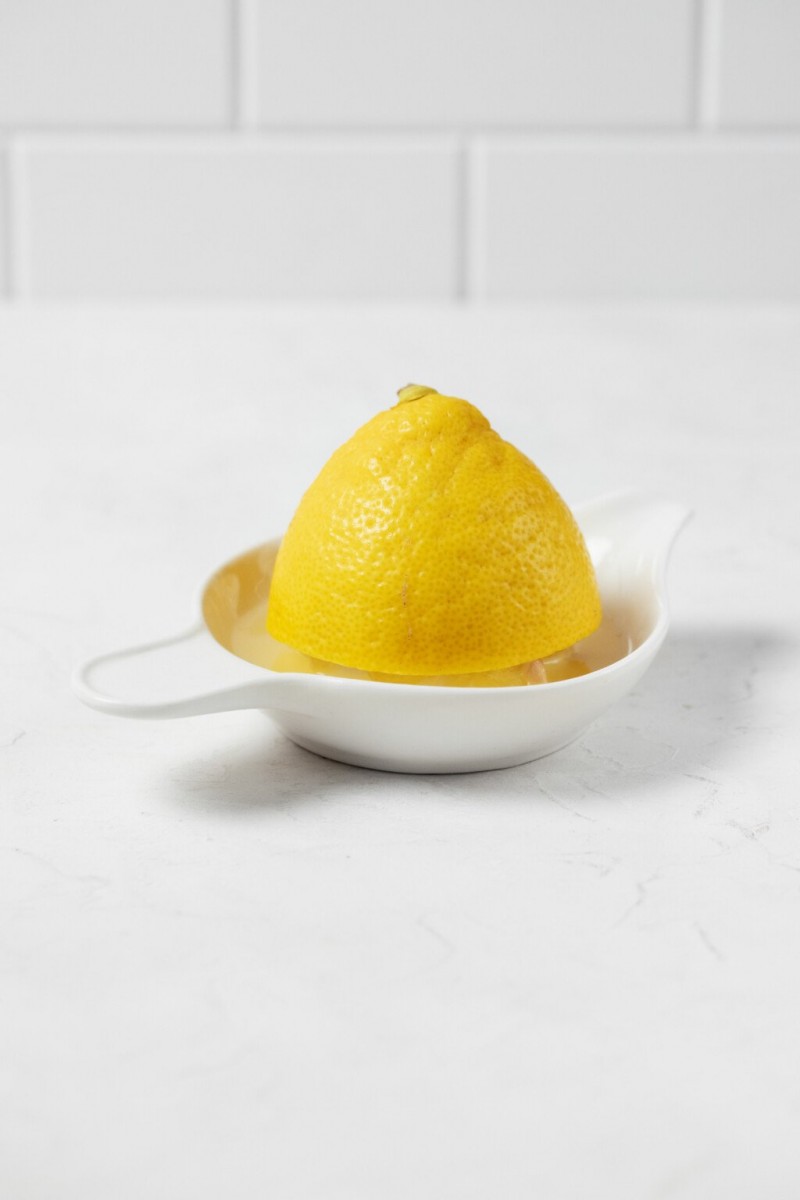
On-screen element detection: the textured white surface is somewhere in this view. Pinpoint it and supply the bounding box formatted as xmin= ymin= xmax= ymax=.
xmin=477 ymin=139 xmax=800 ymax=298
xmin=0 ymin=0 xmax=231 ymax=128
xmin=718 ymin=0 xmax=800 ymax=126
xmin=2 ymin=306 xmax=799 ymax=1198
xmin=22 ymin=139 xmax=459 ymax=299
xmin=255 ymin=0 xmax=694 ymax=127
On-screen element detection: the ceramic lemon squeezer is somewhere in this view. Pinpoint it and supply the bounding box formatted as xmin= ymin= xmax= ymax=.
xmin=74 ymin=387 xmax=689 ymax=773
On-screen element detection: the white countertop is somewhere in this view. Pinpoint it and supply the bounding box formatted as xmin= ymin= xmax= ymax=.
xmin=2 ymin=305 xmax=799 ymax=1199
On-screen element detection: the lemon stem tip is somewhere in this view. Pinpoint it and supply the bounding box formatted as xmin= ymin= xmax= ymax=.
xmin=396 ymin=383 xmax=438 ymax=405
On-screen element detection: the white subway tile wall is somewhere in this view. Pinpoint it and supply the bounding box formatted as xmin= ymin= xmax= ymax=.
xmin=0 ymin=0 xmax=232 ymax=127
xmin=718 ymin=0 xmax=800 ymax=127
xmin=0 ymin=0 xmax=798 ymax=300
xmin=478 ymin=140 xmax=800 ymax=299
xmin=25 ymin=140 xmax=459 ymax=299
xmin=255 ymin=0 xmax=695 ymax=128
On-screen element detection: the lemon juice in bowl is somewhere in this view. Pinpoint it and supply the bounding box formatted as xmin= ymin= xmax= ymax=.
xmin=226 ymin=594 xmax=632 ymax=687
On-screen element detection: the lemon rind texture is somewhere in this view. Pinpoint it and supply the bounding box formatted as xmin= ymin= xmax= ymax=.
xmin=266 ymin=394 xmax=602 ymax=676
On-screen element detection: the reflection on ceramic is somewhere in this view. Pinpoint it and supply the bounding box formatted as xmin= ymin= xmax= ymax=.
xmin=73 ymin=491 xmax=690 ymax=774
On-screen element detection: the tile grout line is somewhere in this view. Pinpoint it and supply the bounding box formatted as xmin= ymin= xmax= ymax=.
xmin=463 ymin=138 xmax=485 ymax=303
xmin=689 ymin=0 xmax=702 ymax=127
xmin=454 ymin=137 xmax=468 ymax=301
xmin=5 ymin=139 xmax=31 ymax=300
xmin=234 ymin=0 xmax=260 ymax=130
xmin=9 ymin=128 xmax=798 ymax=149
xmin=696 ymin=0 xmax=723 ymax=130
xmin=229 ymin=0 xmax=239 ymax=128
xmin=1 ymin=144 xmax=9 ymax=298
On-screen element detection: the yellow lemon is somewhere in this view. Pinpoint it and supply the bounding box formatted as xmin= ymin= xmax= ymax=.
xmin=267 ymin=385 xmax=601 ymax=677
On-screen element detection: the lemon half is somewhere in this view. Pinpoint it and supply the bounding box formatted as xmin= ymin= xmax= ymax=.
xmin=267 ymin=386 xmax=601 ymax=676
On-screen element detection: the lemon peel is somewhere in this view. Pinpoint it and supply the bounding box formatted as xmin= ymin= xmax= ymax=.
xmin=267 ymin=386 xmax=601 ymax=676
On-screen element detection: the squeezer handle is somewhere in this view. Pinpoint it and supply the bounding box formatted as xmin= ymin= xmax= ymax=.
xmin=72 ymin=623 xmax=277 ymax=719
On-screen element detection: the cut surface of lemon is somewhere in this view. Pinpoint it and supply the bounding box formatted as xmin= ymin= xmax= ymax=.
xmin=267 ymin=385 xmax=602 ymax=677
